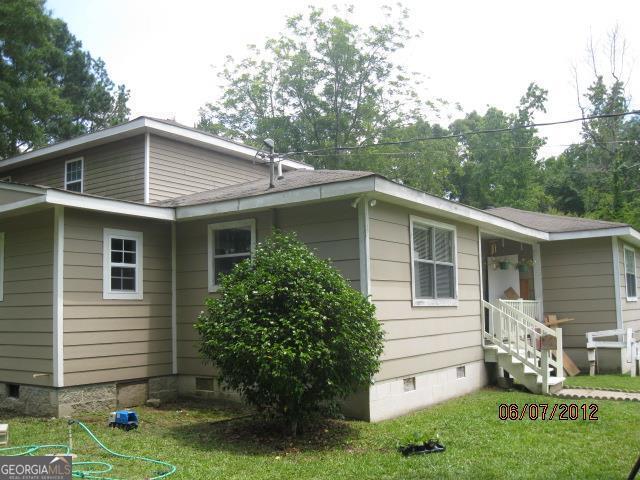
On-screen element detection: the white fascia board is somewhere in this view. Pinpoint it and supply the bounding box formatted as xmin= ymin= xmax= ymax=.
xmin=372 ymin=178 xmax=549 ymax=241
xmin=143 ymin=118 xmax=312 ymax=171
xmin=0 ymin=195 xmax=47 ymax=214
xmin=0 ymin=118 xmax=147 ymax=170
xmin=548 ymin=227 xmax=640 ymax=244
xmin=280 ymin=159 xmax=314 ymax=171
xmin=45 ymin=190 xmax=175 ymax=221
xmin=0 ymin=116 xmax=312 ymax=172
xmin=0 ymin=183 xmax=46 ymax=195
xmin=176 ymin=177 xmax=376 ymax=220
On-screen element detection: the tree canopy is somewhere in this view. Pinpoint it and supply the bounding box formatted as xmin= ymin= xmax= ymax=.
xmin=199 ymin=6 xmax=639 ymax=228
xmin=0 ymin=0 xmax=129 ymax=159
xmin=197 ymin=5 xmax=426 ymax=163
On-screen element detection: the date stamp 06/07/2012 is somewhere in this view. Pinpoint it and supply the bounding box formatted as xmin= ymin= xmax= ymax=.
xmin=498 ymin=403 xmax=599 ymax=421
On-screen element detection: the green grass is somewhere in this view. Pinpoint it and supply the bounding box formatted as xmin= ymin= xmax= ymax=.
xmin=564 ymin=373 xmax=640 ymax=391
xmin=1 ymin=388 xmax=639 ymax=479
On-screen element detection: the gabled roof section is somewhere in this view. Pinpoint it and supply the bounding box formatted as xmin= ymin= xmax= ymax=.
xmin=486 ymin=206 xmax=628 ymax=233
xmin=0 ymin=116 xmax=312 ymax=172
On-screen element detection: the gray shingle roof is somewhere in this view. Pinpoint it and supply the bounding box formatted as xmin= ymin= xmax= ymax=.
xmin=486 ymin=207 xmax=628 ymax=233
xmin=154 ymin=170 xmax=376 ymax=207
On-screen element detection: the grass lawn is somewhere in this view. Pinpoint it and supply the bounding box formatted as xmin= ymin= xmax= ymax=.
xmin=564 ymin=373 xmax=640 ymax=392
xmin=1 ymin=388 xmax=639 ymax=479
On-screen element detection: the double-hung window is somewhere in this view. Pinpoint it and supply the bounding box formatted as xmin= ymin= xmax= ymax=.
xmin=65 ymin=158 xmax=83 ymax=192
xmin=103 ymin=228 xmax=143 ymax=300
xmin=410 ymin=216 xmax=457 ymax=306
xmin=208 ymin=219 xmax=255 ymax=292
xmin=624 ymin=246 xmax=637 ymax=301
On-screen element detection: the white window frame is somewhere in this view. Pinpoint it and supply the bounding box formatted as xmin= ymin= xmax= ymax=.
xmin=0 ymin=232 xmax=4 ymax=302
xmin=64 ymin=157 xmax=84 ymax=192
xmin=103 ymin=228 xmax=143 ymax=300
xmin=624 ymin=245 xmax=637 ymax=302
xmin=208 ymin=219 xmax=256 ymax=292
xmin=409 ymin=215 xmax=458 ymax=307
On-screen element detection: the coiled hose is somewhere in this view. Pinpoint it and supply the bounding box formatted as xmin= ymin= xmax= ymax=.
xmin=0 ymin=419 xmax=176 ymax=479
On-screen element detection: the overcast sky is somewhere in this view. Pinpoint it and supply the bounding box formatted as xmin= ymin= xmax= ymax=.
xmin=46 ymin=0 xmax=639 ymax=156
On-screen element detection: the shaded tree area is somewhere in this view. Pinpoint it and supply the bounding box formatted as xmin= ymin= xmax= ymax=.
xmin=0 ymin=0 xmax=129 ymax=159
xmin=197 ymin=5 xmax=554 ymax=211
xmin=544 ymin=28 xmax=640 ymax=227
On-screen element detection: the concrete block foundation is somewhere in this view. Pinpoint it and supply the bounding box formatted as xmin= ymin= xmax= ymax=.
xmin=0 ymin=375 xmax=178 ymax=417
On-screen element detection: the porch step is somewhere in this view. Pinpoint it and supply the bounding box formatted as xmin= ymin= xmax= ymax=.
xmin=484 ymin=344 xmax=564 ymax=394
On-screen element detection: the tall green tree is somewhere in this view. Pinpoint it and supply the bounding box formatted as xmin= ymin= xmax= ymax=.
xmin=543 ymin=28 xmax=640 ymax=227
xmin=449 ymin=83 xmax=549 ymax=210
xmin=0 ymin=0 xmax=129 ymax=159
xmin=197 ymin=5 xmax=427 ymax=166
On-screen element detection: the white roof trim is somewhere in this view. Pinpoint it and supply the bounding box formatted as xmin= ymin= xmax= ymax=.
xmin=0 ymin=195 xmax=47 ymax=214
xmin=44 ymin=190 xmax=175 ymax=220
xmin=548 ymin=226 xmax=640 ymax=245
xmin=0 ymin=118 xmax=147 ymax=169
xmin=0 ymin=117 xmax=312 ymax=172
xmin=372 ymin=178 xmax=549 ymax=241
xmin=175 ymin=175 xmax=549 ymax=241
xmin=176 ymin=177 xmax=375 ymax=220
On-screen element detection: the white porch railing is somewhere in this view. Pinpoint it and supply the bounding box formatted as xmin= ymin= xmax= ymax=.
xmin=483 ymin=300 xmax=563 ymax=393
xmin=500 ymin=299 xmax=542 ymax=322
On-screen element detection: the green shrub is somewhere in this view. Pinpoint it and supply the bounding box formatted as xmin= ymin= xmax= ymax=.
xmin=196 ymin=231 xmax=383 ymax=434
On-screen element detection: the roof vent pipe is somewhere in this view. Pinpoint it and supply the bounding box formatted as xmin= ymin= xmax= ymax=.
xmin=277 ymin=161 xmax=284 ymax=179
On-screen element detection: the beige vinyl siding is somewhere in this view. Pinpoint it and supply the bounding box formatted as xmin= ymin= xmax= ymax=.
xmin=148 ymin=135 xmax=270 ymax=202
xmin=63 ymin=208 xmax=172 ymax=386
xmin=5 ymin=136 xmax=145 ymax=202
xmin=0 ymin=210 xmax=54 ymax=385
xmin=368 ymin=201 xmax=482 ymax=382
xmin=618 ymin=239 xmax=640 ymax=339
xmin=541 ymin=238 xmax=617 ymax=350
xmin=176 ymin=199 xmax=360 ymax=376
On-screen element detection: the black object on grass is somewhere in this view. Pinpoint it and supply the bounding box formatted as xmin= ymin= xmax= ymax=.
xmin=398 ymin=440 xmax=446 ymax=456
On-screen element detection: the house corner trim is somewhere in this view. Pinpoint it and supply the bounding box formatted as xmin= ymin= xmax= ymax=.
xmin=171 ymin=223 xmax=177 ymax=374
xmin=53 ymin=206 xmax=64 ymax=387
xmin=357 ymin=197 xmax=370 ymax=298
xmin=144 ymin=132 xmax=150 ymax=204
xmin=611 ymin=236 xmax=623 ymax=329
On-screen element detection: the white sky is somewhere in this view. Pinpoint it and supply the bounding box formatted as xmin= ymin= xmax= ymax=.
xmin=46 ymin=0 xmax=640 ymax=156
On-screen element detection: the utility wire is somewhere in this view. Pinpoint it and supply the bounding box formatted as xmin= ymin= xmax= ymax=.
xmin=300 ymin=140 xmax=640 ymax=158
xmin=280 ymin=109 xmax=640 ymax=158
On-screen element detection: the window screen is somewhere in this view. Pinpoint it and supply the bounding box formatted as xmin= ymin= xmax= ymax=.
xmin=211 ymin=226 xmax=252 ymax=285
xmin=625 ymin=247 xmax=637 ymax=299
xmin=65 ymin=159 xmax=83 ymax=192
xmin=412 ymin=222 xmax=456 ymax=300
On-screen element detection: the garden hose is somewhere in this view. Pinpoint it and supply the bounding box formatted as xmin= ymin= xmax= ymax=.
xmin=0 ymin=419 xmax=176 ymax=480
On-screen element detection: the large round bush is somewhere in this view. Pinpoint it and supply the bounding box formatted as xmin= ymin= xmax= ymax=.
xmin=196 ymin=231 xmax=383 ymax=434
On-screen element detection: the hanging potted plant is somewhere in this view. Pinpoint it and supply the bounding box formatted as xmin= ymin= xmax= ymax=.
xmin=499 ymin=260 xmax=511 ymax=270
xmin=517 ymin=258 xmax=534 ymax=273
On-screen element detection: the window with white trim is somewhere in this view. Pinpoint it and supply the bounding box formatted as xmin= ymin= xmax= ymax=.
xmin=410 ymin=216 xmax=457 ymax=306
xmin=624 ymin=246 xmax=637 ymax=301
xmin=208 ymin=219 xmax=255 ymax=291
xmin=64 ymin=158 xmax=83 ymax=192
xmin=0 ymin=232 xmax=4 ymax=302
xmin=103 ymin=229 xmax=143 ymax=300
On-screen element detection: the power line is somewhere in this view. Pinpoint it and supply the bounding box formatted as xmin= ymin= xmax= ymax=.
xmin=280 ymin=109 xmax=640 ymax=158
xmin=299 ymin=140 xmax=640 ymax=158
